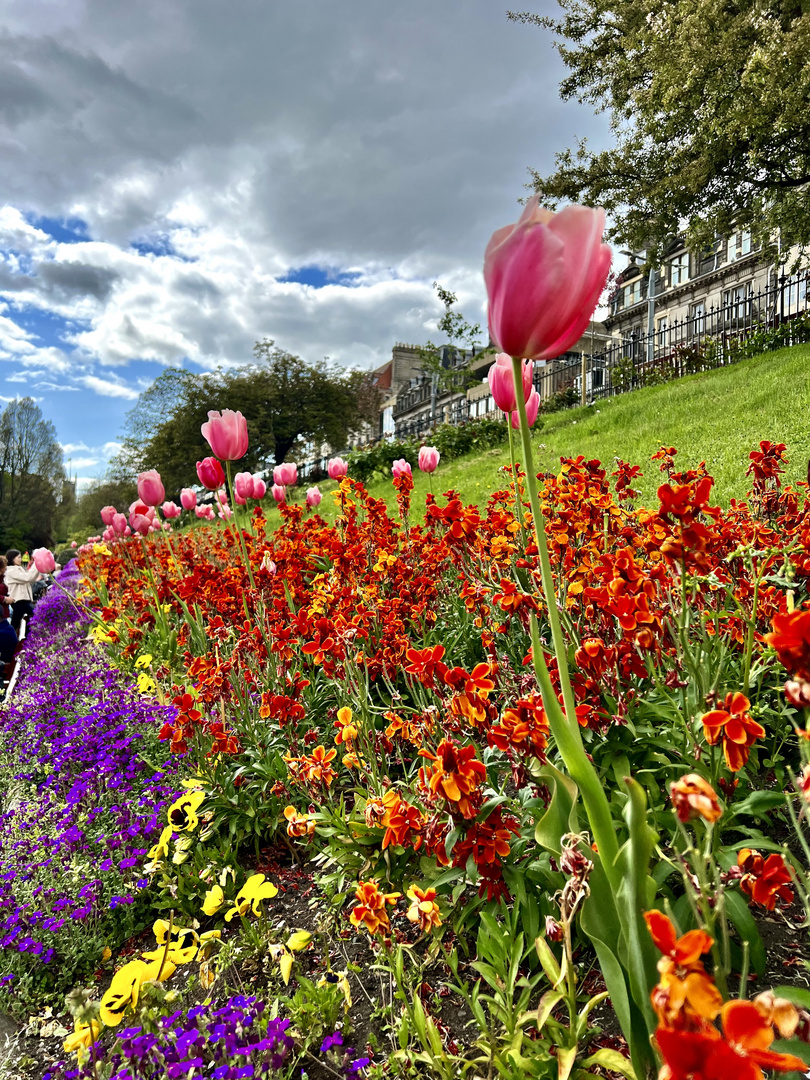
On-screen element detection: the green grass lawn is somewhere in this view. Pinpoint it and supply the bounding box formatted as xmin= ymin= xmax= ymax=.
xmin=283 ymin=341 xmax=810 ymax=525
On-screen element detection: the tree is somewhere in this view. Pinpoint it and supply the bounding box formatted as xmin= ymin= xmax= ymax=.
xmin=510 ymin=1 xmax=810 ymax=258
xmin=115 ymin=343 xmax=383 ymax=494
xmin=418 ymin=282 xmax=485 ymax=396
xmin=0 ymin=398 xmax=66 ymax=550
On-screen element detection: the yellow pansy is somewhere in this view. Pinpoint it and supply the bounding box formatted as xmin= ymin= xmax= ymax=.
xmin=167 ymin=789 xmax=205 ymax=831
xmin=286 ymin=930 xmax=312 ymax=952
xmin=146 ymin=825 xmax=174 ymax=863
xmin=99 ymin=960 xmax=150 ymax=1027
xmin=134 ymin=654 xmax=153 ymax=669
xmin=149 ymin=921 xmax=199 ymax=963
xmin=224 ymin=873 xmax=279 ymax=922
xmin=63 ymin=1018 xmax=101 ymax=1059
xmin=202 ymin=884 xmax=225 ymax=916
xmin=136 ymin=672 xmax=156 ymax=694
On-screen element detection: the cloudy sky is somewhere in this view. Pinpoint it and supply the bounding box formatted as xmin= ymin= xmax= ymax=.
xmin=0 ymin=0 xmax=609 ymax=485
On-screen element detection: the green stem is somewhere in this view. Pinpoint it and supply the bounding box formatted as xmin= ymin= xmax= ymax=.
xmin=506 ymin=417 xmax=528 ymax=553
xmin=226 ymin=461 xmax=257 ymax=589
xmin=512 ymin=355 xmax=620 ymax=885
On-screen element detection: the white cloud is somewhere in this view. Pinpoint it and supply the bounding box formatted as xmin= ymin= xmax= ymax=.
xmin=80 ymin=375 xmax=140 ymax=399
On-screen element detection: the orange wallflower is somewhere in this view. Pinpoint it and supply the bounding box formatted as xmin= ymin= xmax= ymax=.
xmin=488 ymin=697 xmax=549 ymax=760
xmin=284 ymin=745 xmax=337 ymax=790
xmin=333 ymin=706 xmax=358 ymax=745
xmin=655 ymin=1000 xmax=806 ymax=1080
xmin=670 ymin=775 xmax=722 ymax=824
xmin=701 ymin=693 xmax=765 ymax=772
xmin=644 ymin=910 xmax=722 ymax=1028
xmin=737 ymin=849 xmax=794 ymax=911
xmin=380 ymin=789 xmax=424 ymax=851
xmin=349 ymin=880 xmax=400 ymax=936
xmin=419 ymin=738 xmax=487 ymax=819
xmin=765 ymin=610 xmax=810 ymax=681
xmin=283 ymin=805 xmax=315 ymax=839
xmin=405 ymin=886 xmax=442 ymax=932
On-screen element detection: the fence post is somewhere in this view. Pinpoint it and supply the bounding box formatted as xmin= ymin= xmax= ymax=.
xmin=581 ymin=351 xmax=587 ymax=406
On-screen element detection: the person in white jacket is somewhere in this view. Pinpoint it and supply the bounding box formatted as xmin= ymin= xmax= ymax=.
xmin=4 ymin=550 xmax=40 ymax=633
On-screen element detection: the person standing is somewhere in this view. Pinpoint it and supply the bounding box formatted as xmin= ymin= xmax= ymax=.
xmin=4 ymin=550 xmax=40 ymax=634
xmin=0 ymin=556 xmax=10 ymax=622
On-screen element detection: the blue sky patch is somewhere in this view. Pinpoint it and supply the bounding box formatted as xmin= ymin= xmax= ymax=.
xmin=26 ymin=214 xmax=90 ymax=245
xmin=278 ymin=264 xmax=362 ymax=288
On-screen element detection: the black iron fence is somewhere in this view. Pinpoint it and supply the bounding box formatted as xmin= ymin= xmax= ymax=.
xmin=298 ymin=270 xmax=810 ymax=473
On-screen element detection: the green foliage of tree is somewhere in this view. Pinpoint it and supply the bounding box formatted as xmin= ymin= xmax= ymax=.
xmin=510 ymin=0 xmax=810 ymax=257
xmin=67 ymin=477 xmax=137 ymax=538
xmin=418 ymin=282 xmax=486 ymax=395
xmin=0 ymin=398 xmax=66 ymax=550
xmin=114 ymin=343 xmax=383 ymax=495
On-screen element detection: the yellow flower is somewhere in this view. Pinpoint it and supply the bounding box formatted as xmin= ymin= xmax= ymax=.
xmin=317 ymin=970 xmax=353 ymax=1009
xmin=92 ymin=543 xmax=111 ymax=555
xmin=63 ymin=1018 xmax=101 ymax=1058
xmin=167 ymin=789 xmax=205 ymax=832
xmin=101 ymin=946 xmax=112 ymax=962
xmin=99 ymin=960 xmax=151 ymax=1027
xmin=202 ymin=884 xmax=225 ymax=916
xmin=224 ymin=873 xmax=279 ymax=922
xmin=198 ymin=929 xmax=221 ymax=960
xmin=171 ymin=835 xmax=193 ymax=864
xmin=134 ymin=654 xmax=153 ymax=669
xmin=149 ymin=921 xmax=199 ymax=963
xmin=286 ymin=930 xmax=312 ymax=952
xmin=199 ymin=960 xmax=216 ymax=990
xmin=136 ymin=672 xmax=156 ymax=694
xmin=146 ymin=825 xmax=174 ymax=863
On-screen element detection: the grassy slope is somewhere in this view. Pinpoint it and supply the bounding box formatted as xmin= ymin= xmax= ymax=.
xmin=295 ymin=342 xmax=810 ymax=525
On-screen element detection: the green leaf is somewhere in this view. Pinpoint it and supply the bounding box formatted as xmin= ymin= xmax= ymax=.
xmin=581 ymin=1048 xmax=639 ymax=1080
xmin=535 ymin=936 xmax=563 ymax=986
xmin=533 ymin=764 xmax=578 ymax=854
xmin=558 ymin=1043 xmax=578 ymax=1080
xmin=536 ymin=988 xmax=565 ymax=1030
xmin=729 ymin=791 xmax=786 ymax=819
xmin=723 ymin=890 xmax=766 ymax=976
xmin=771 ymin=986 xmax=810 ymax=1009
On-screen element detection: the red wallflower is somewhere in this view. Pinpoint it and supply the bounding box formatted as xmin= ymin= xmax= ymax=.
xmin=701 ymin=693 xmax=765 ymax=772
xmin=765 ymin=610 xmax=810 ymax=681
xmin=419 ymin=739 xmax=487 ymax=819
xmin=737 ymin=849 xmax=794 ymax=911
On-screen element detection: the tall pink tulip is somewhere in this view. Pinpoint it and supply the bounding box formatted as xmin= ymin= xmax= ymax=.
xmin=271 ymin=483 xmax=286 ymax=503
xmin=392 ymin=459 xmax=412 ymax=479
xmin=130 ymin=513 xmax=152 ymax=536
xmin=112 ymin=513 xmax=128 ymax=535
xmin=129 ymin=500 xmax=155 ymax=523
xmin=484 ymin=197 xmax=611 ymax=360
xmin=511 ymin=388 xmax=541 ymax=429
xmin=327 ymin=457 xmax=348 ymax=480
xmin=100 ymin=505 xmax=117 ymax=526
xmin=161 ymin=501 xmax=182 ymax=518
xmin=252 ymin=476 xmax=267 ymax=499
xmin=32 ymin=548 xmax=56 ymax=574
xmin=201 ymin=409 xmax=249 ymax=461
xmin=234 ymin=472 xmax=255 ymax=503
xmin=71 ymin=540 xmax=78 ymax=549
xmin=487 ymin=352 xmax=534 ymax=413
xmin=196 ymin=457 xmax=226 ymax=490
xmin=180 ymin=488 xmax=197 ymax=510
xmin=306 ymin=486 xmax=322 ymax=508
xmin=273 ymin=462 xmax=298 ymax=487
xmin=417 ymin=446 xmax=440 ymax=473
xmin=137 ymin=470 xmax=165 ymax=507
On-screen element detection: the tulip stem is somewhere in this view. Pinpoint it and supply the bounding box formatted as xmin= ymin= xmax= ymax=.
xmin=506 ymin=416 xmax=529 ymax=554
xmin=226 ymin=461 xmax=256 ymax=589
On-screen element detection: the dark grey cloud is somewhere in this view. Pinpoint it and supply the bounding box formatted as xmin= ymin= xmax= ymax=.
xmin=37 ymin=260 xmax=118 ymax=300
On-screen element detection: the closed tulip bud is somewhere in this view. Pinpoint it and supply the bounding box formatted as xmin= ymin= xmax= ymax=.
xmin=234 ymin=472 xmax=255 ymax=502
xmin=195 ymin=505 xmax=209 ymax=519
xmin=201 ymin=408 xmax=249 ymax=462
xmin=484 ymin=197 xmax=611 ymax=360
xmin=102 ymin=527 xmax=115 ymax=541
xmin=252 ymin=476 xmax=267 ymax=499
xmin=306 ymin=486 xmax=322 ymax=508
xmin=180 ymin=488 xmax=197 ymax=510
xmin=273 ymin=462 xmax=298 ymax=487
xmin=137 ymin=470 xmax=166 ymax=507
xmin=511 ymin=388 xmax=541 ymax=429
xmin=32 ymin=548 xmax=56 ymax=574
xmin=418 ymin=446 xmax=440 ymax=473
xmin=218 ymin=503 xmax=233 ymax=520
xmin=71 ymin=540 xmax=77 ymax=549
xmin=271 ymin=483 xmax=286 ymax=504
xmin=392 ymin=459 xmax=412 ymax=479
xmin=161 ymin=501 xmax=182 ymax=518
xmin=100 ymin=505 xmax=117 ymax=526
xmin=196 ymin=457 xmax=226 ymax=490
xmin=487 ymin=352 xmax=534 ymax=413
xmin=112 ymin=513 xmax=128 ymax=535
xmin=327 ymin=457 xmax=348 ymax=480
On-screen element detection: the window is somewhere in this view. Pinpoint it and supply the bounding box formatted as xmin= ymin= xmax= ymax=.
xmin=623 ymin=278 xmax=642 ymax=307
xmin=785 ymin=272 xmax=809 ymax=313
xmin=657 ymin=315 xmax=669 ymax=345
xmin=669 ymin=252 xmax=689 ymax=287
xmin=730 ymin=229 xmax=752 ymax=260
xmin=724 ymin=283 xmax=753 ymax=322
xmin=690 ymin=301 xmax=705 ymax=336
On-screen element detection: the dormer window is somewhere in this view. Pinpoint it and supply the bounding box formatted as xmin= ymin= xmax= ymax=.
xmin=623 ymin=278 xmax=642 ymax=307
xmin=730 ymin=229 xmax=752 ymax=260
xmin=669 ymin=252 xmax=689 ymax=287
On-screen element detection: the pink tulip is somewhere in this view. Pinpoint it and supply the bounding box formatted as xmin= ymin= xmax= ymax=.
xmin=32 ymin=548 xmax=56 ymax=573
xmin=195 ymin=505 xmax=209 ymax=519
xmin=327 ymin=457 xmax=348 ymax=480
xmin=218 ymin=504 xmax=233 ymax=520
xmin=196 ymin=457 xmax=226 ymax=490
xmin=234 ymin=472 xmax=255 ymax=503
xmin=484 ymin=197 xmax=611 ymax=360
xmin=511 ymin=388 xmax=541 ymax=429
xmin=180 ymin=488 xmax=197 ymax=510
xmin=273 ymin=462 xmax=298 ymax=487
xmin=487 ymin=352 xmax=534 ymax=413
xmin=100 ymin=505 xmax=117 ymax=526
xmin=418 ymin=446 xmax=440 ymax=474
xmin=271 ymin=483 xmax=286 ymax=503
xmin=102 ymin=527 xmax=114 ymax=541
xmin=71 ymin=540 xmax=77 ymax=549
xmin=261 ymin=553 xmax=277 ymax=575
xmin=137 ymin=469 xmax=166 ymax=507
xmin=112 ymin=513 xmax=128 ymax=535
xmin=161 ymin=501 xmax=182 ymax=518
xmin=252 ymin=476 xmax=267 ymax=499
xmin=392 ymin=459 xmax=412 ymax=479
xmin=129 ymin=500 xmax=155 ymax=523
xmin=201 ymin=409 xmax=249 ymax=461
xmin=130 ymin=514 xmax=152 ymax=536
xmin=306 ymin=486 xmax=322 ymax=508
